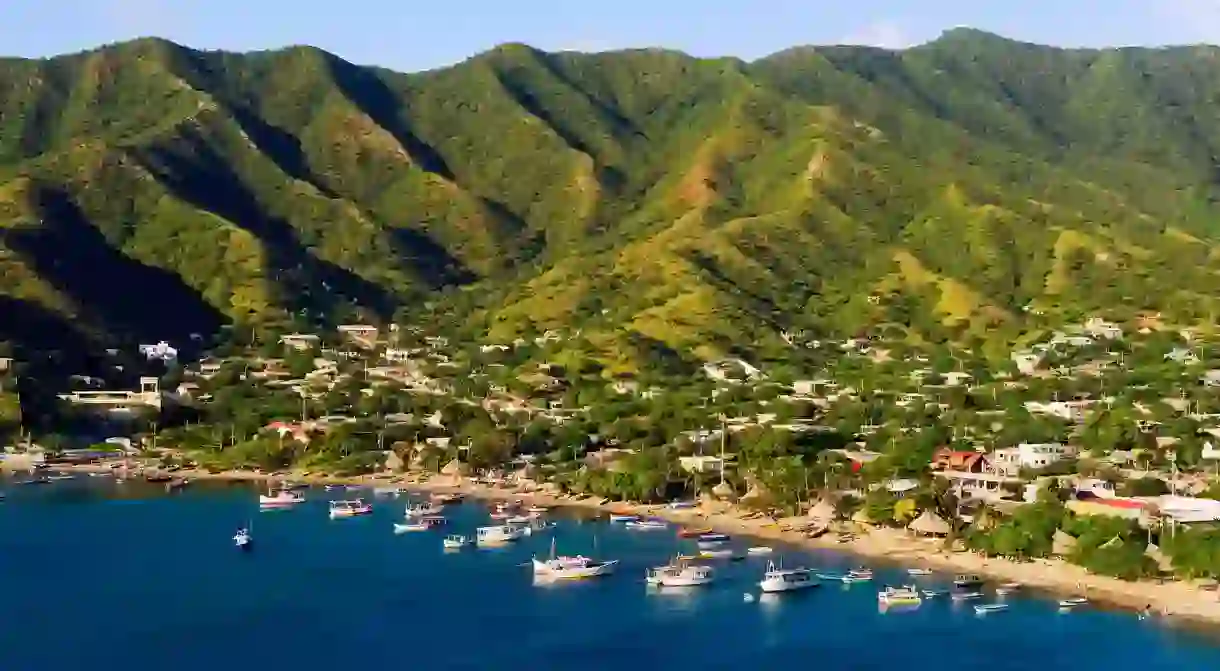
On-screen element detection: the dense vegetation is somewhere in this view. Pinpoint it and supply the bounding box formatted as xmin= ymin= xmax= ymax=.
xmin=9 ymin=30 xmax=1220 ymax=376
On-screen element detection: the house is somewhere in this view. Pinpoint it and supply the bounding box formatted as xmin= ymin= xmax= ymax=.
xmin=264 ymin=421 xmax=313 ymax=444
xmin=942 ymin=372 xmax=973 ymax=387
xmin=1011 ymin=351 xmax=1043 ymax=375
xmin=383 ymin=348 xmax=412 ymax=363
xmin=991 ymin=443 xmax=1069 ymax=476
xmin=678 ymin=455 xmax=725 ymax=474
xmin=931 ymin=448 xmax=990 ymax=473
xmin=337 ymin=324 xmax=379 ymax=348
xmin=0 ymin=357 xmax=11 ymax=373
xmin=1083 ymin=317 xmax=1122 ymax=340
xmin=1202 ymin=370 xmax=1220 ymax=387
xmin=280 ymin=333 xmax=320 ymax=351
xmin=1166 ymin=348 xmax=1198 ymax=365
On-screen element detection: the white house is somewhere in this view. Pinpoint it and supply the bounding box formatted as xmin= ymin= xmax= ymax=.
xmin=1166 ymin=348 xmax=1199 ymax=365
xmin=1083 ymin=317 xmax=1122 ymax=340
xmin=991 ymin=443 xmax=1069 ymax=476
xmin=1011 ymin=351 xmax=1044 ymax=375
xmin=280 ymin=333 xmax=320 ymax=351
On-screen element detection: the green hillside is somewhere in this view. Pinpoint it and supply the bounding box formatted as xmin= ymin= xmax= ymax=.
xmin=5 ymin=30 xmax=1220 ymax=374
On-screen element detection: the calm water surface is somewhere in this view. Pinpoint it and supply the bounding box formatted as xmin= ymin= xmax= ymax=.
xmin=2 ymin=478 xmax=1219 ymax=671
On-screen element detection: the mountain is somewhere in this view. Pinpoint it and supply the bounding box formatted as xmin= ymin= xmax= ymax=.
xmin=5 ymin=30 xmax=1220 ymax=375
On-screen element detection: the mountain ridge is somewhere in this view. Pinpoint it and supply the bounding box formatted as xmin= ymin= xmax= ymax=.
xmin=4 ymin=30 xmax=1220 ymax=378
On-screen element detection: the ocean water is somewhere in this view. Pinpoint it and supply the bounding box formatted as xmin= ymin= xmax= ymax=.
xmin=2 ymin=478 xmax=1220 ymax=671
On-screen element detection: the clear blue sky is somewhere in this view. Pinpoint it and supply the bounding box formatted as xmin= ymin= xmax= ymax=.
xmin=2 ymin=0 xmax=1216 ymax=72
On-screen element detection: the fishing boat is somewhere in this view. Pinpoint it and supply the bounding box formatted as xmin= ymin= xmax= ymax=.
xmin=906 ymin=568 xmax=933 ymax=577
xmin=878 ymin=585 xmax=923 ymax=606
xmin=677 ymin=526 xmax=712 ymax=538
xmin=747 ymin=546 xmax=774 ymax=555
xmin=329 ymin=499 xmax=373 ymax=519
xmin=442 ymin=534 xmax=472 ymax=549
xmin=625 ymin=518 xmax=668 ymax=530
xmin=532 ymin=539 xmax=617 ymax=579
xmin=233 ymin=527 xmax=252 ymax=551
xmin=975 ymin=603 xmax=1009 ymax=614
xmin=951 ymin=591 xmax=984 ymax=601
xmin=953 ymin=574 xmax=984 ymax=589
xmin=995 ymin=582 xmax=1021 ymax=596
xmin=608 ymin=513 xmax=638 ymax=523
xmin=646 ymin=557 xmax=715 ymax=587
xmin=758 ymin=560 xmax=819 ymax=593
xmin=405 ymin=501 xmax=443 ymax=517
xmin=394 ymin=520 xmax=429 ymax=533
xmin=1058 ymin=597 xmax=1088 ymax=609
xmin=259 ymin=489 xmax=305 ymax=508
xmin=843 ymin=568 xmax=874 ymax=583
xmin=476 ymin=524 xmax=526 ymax=545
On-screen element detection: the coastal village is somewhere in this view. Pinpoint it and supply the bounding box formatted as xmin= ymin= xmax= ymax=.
xmin=7 ymin=313 xmax=1220 ymax=621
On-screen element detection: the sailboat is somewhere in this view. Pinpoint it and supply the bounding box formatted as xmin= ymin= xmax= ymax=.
xmin=532 ymin=537 xmax=617 ymax=579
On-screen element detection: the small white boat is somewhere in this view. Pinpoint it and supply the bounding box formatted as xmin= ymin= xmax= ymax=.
xmin=816 ymin=572 xmax=845 ymax=581
xmin=759 ymin=560 xmax=819 ymax=593
xmin=476 ymin=524 xmax=526 ymax=545
xmin=233 ymin=528 xmax=252 ymax=550
xmin=259 ymin=489 xmax=305 ymax=507
xmin=374 ymin=486 xmax=404 ymax=497
xmin=921 ymin=589 xmax=946 ymax=598
xmin=975 ymin=603 xmax=1009 ymax=614
xmin=698 ymin=533 xmax=730 ymax=543
xmin=954 ymin=574 xmax=984 ymax=589
xmin=394 ymin=521 xmax=429 ymax=533
xmin=527 ymin=505 xmax=550 ymax=514
xmin=698 ymin=547 xmax=742 ymax=560
xmin=906 ymin=568 xmax=933 ymax=576
xmin=625 ymin=519 xmax=668 ymax=530
xmin=995 ymin=582 xmax=1021 ymax=596
xmin=1059 ymin=597 xmax=1088 ymax=608
xmin=747 ymin=546 xmax=774 ymax=556
xmin=878 ymin=585 xmax=923 ymax=606
xmin=329 ymin=499 xmax=373 ymax=519
xmin=442 ymin=534 xmax=472 ymax=549
xmin=405 ymin=501 xmax=443 ymax=517
xmin=952 ymin=591 xmax=984 ymax=601
xmin=608 ymin=513 xmax=638 ymax=523
xmin=847 ymin=568 xmax=874 ymax=580
xmin=646 ymin=558 xmax=715 ymax=587
xmin=506 ymin=515 xmax=532 ymax=524
xmin=532 ymin=539 xmax=617 ymax=579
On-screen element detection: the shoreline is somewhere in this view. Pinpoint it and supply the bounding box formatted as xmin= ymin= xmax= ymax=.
xmin=35 ymin=462 xmax=1220 ymax=631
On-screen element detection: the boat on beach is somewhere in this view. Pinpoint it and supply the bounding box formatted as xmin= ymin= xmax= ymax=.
xmin=532 ymin=539 xmax=617 ymax=580
xmin=759 ymin=560 xmax=819 ymax=593
xmin=329 ymin=499 xmax=373 ymax=519
xmin=677 ymin=527 xmax=712 ymax=538
xmin=608 ymin=513 xmax=638 ymax=523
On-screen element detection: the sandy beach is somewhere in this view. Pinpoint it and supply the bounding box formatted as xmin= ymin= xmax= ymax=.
xmin=34 ymin=461 xmax=1220 ymax=629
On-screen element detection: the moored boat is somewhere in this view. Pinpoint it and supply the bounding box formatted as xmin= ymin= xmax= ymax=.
xmin=394 ymin=520 xmax=429 ymax=533
xmin=995 ymin=582 xmax=1021 ymax=596
xmin=975 ymin=603 xmax=1009 ymax=614
xmin=677 ymin=526 xmax=712 ymax=538
xmin=1058 ymin=597 xmax=1088 ymax=609
xmin=758 ymin=559 xmax=819 ymax=593
xmin=843 ymin=568 xmax=874 ymax=583
xmin=878 ymin=585 xmax=922 ymax=606
xmin=646 ymin=557 xmax=715 ymax=587
xmin=953 ymin=573 xmax=984 ymax=589
xmin=532 ymin=539 xmax=617 ymax=579
xmin=233 ymin=527 xmax=252 ymax=551
xmin=625 ymin=518 xmax=668 ymax=530
xmin=259 ymin=489 xmax=305 ymax=508
xmin=608 ymin=513 xmax=638 ymax=523
xmin=329 ymin=499 xmax=373 ymax=519
xmin=442 ymin=534 xmax=472 ymax=549
xmin=476 ymin=524 xmax=526 ymax=545
xmin=906 ymin=568 xmax=933 ymax=576
xmin=405 ymin=501 xmax=443 ymax=517
xmin=951 ymin=590 xmax=984 ymax=601
xmin=747 ymin=546 xmax=774 ymax=555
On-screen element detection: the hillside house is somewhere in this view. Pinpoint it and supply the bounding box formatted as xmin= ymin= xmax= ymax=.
xmin=932 ymin=448 xmax=990 ymax=473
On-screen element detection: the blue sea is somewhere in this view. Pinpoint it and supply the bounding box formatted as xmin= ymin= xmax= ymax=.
xmin=2 ymin=478 xmax=1219 ymax=671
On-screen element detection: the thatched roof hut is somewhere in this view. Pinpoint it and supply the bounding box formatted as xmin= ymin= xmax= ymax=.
xmin=806 ymin=499 xmax=836 ymax=521
xmin=907 ymin=510 xmax=952 ymax=536
xmin=1052 ymin=529 xmax=1077 ymax=557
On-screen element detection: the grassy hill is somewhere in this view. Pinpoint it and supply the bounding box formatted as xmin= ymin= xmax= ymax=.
xmin=5 ymin=30 xmax=1220 ymax=374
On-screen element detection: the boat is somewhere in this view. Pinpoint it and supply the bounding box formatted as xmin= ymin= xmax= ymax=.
xmin=747 ymin=546 xmax=774 ymax=555
xmin=816 ymin=572 xmax=845 ymax=581
xmin=431 ymin=493 xmax=463 ymax=505
xmin=698 ymin=533 xmax=730 ymax=543
xmin=906 ymin=568 xmax=933 ymax=577
xmin=532 ymin=539 xmax=618 ymax=579
xmin=995 ymin=582 xmax=1021 ymax=596
xmin=698 ymin=547 xmax=742 ymax=560
xmin=394 ymin=521 xmax=429 ymax=533
xmin=526 ymin=505 xmax=550 ymax=514
xmin=233 ymin=527 xmax=252 ymax=551
xmin=1058 ymin=597 xmax=1088 ymax=608
xmin=476 ymin=524 xmax=526 ymax=545
xmin=758 ymin=560 xmax=819 ymax=593
xmin=975 ymin=603 xmax=1009 ymax=614
xmin=259 ymin=489 xmax=305 ymax=507
xmin=921 ymin=589 xmax=945 ymax=598
xmin=625 ymin=518 xmax=668 ymax=530
xmin=420 ymin=515 xmax=446 ymax=528
xmin=842 ymin=568 xmax=874 ymax=583
xmin=374 ymin=486 xmax=404 ymax=497
xmin=405 ymin=501 xmax=443 ymax=517
xmin=953 ymin=574 xmax=984 ymax=589
xmin=646 ymin=557 xmax=715 ymax=587
xmin=608 ymin=513 xmax=638 ymax=523
xmin=442 ymin=534 xmax=472 ymax=549
xmin=677 ymin=526 xmax=712 ymax=538
xmin=878 ymin=585 xmax=923 ymax=606
xmin=951 ymin=591 xmax=984 ymax=601
xmin=329 ymin=499 xmax=373 ymax=519
xmin=506 ymin=515 xmax=532 ymax=524
xmin=46 ymin=474 xmax=75 ymax=482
